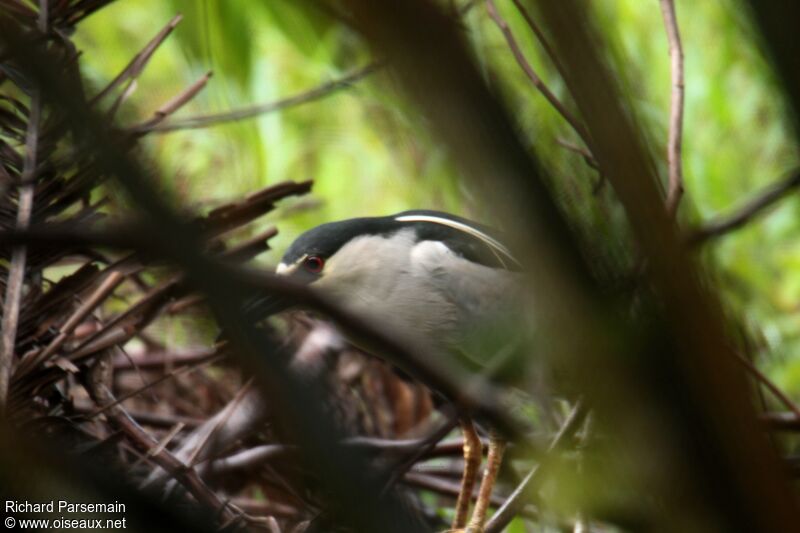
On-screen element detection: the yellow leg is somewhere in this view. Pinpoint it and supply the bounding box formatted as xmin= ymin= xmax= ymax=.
xmin=465 ymin=430 xmax=506 ymax=533
xmin=451 ymin=419 xmax=483 ymax=530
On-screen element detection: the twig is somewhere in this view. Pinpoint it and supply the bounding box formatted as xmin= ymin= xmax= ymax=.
xmin=131 ymin=71 xmax=213 ymax=134
xmin=207 ymin=443 xmax=292 ymax=474
xmin=688 ymin=170 xmax=800 ymax=245
xmin=144 ymin=422 xmax=186 ymax=459
xmin=555 ymin=137 xmax=599 ymax=170
xmin=733 ymin=353 xmax=800 ymax=419
xmin=0 ymin=7 xmax=45 ymax=407
xmin=485 ymin=400 xmax=586 ymax=533
xmin=91 ymin=14 xmax=183 ymax=106
xmin=144 ymin=63 xmax=379 ymax=133
xmin=659 ymin=0 xmax=685 ymax=217
xmin=381 ymin=406 xmax=459 ymax=493
xmin=71 ymin=401 xmax=204 ymax=428
xmin=486 ymin=0 xmax=593 ymax=154
xmin=509 ymin=0 xmax=568 ymax=87
xmin=68 ymin=275 xmax=183 ymax=357
xmin=186 ymin=380 xmax=254 ymax=468
xmin=113 ymin=346 xmax=221 ymax=370
xmin=15 ymin=271 xmax=125 ymax=377
xmin=229 ymin=497 xmax=298 ymax=519
xmin=80 ymin=353 xmax=224 ymax=421
xmin=85 ymin=351 xmax=236 ymax=523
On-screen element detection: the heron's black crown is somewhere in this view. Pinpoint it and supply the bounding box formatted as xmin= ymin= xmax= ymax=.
xmin=281 ymin=210 xmax=517 ymax=270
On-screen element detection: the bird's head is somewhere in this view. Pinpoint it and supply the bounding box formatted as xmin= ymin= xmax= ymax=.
xmin=244 ymin=210 xmax=518 ymax=324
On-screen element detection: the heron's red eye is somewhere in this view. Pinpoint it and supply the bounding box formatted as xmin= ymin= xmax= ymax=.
xmin=303 ymin=255 xmax=325 ymax=274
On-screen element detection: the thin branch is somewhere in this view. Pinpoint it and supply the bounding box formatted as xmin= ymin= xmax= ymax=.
xmin=85 ymin=352 xmax=236 ymax=523
xmin=555 ymin=137 xmax=599 ymax=170
xmin=185 ymin=380 xmax=254 ymax=468
xmin=509 ymin=0 xmax=567 ymax=87
xmin=688 ymin=170 xmax=800 ymax=245
xmin=15 ymin=270 xmax=125 ymax=376
xmin=72 ymin=401 xmax=204 ymax=428
xmin=486 ymin=0 xmax=593 ymax=154
xmin=91 ymin=14 xmax=183 ymax=105
xmin=659 ymin=0 xmax=685 ymax=217
xmin=143 ymin=63 xmax=379 ymax=133
xmin=131 ymin=71 xmax=213 ymax=134
xmin=80 ymin=353 xmax=224 ymax=421
xmin=113 ymin=346 xmax=220 ymax=370
xmin=0 ymin=9 xmax=45 ymax=408
xmin=733 ymin=353 xmax=800 ymax=420
xmin=485 ymin=400 xmax=586 ymax=533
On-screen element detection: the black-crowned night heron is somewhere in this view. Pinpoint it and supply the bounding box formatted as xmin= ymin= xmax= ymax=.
xmin=268 ymin=210 xmax=524 ymax=532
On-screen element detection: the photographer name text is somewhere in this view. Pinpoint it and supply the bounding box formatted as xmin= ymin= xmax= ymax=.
xmin=6 ymin=500 xmax=125 ymax=514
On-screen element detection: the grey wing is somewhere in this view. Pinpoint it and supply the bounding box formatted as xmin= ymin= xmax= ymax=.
xmin=412 ymin=241 xmax=527 ymax=368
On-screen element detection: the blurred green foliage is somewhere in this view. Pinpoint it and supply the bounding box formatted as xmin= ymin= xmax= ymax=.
xmin=73 ymin=1 xmax=800 ymax=399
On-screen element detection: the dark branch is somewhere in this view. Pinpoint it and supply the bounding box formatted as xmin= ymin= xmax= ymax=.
xmin=688 ymin=169 xmax=800 ymax=245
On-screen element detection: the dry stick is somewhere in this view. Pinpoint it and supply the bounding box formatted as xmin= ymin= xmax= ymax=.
xmin=0 ymin=7 xmax=45 ymax=407
xmin=91 ymin=13 xmax=183 ymax=105
xmin=659 ymin=0 xmax=685 ymax=217
xmin=86 ymin=353 xmax=237 ymax=524
xmin=144 ymin=63 xmax=379 ymax=133
xmin=15 ymin=271 xmax=125 ymax=376
xmin=132 ymin=71 xmax=213 ymax=133
xmin=72 ymin=402 xmax=204 ymax=428
xmin=185 ymin=379 xmax=254 ymax=468
xmin=130 ymin=421 xmax=186 ymax=469
xmin=486 ymin=0 xmax=592 ymax=154
xmin=381 ymin=407 xmax=459 ymax=494
xmin=689 ymin=170 xmax=800 ymax=245
xmin=485 ymin=401 xmax=586 ymax=533
xmin=80 ymin=353 xmax=225 ymax=421
xmin=69 ymin=275 xmax=182 ymax=356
